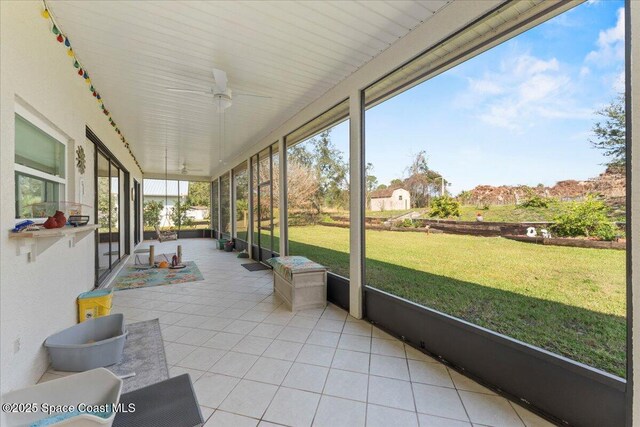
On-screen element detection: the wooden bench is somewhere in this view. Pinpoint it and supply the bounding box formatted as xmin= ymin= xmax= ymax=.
xmin=267 ymin=256 xmax=327 ymax=311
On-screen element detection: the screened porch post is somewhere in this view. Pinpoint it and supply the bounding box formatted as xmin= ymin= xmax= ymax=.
xmin=629 ymin=0 xmax=639 ymax=423
xmin=247 ymin=156 xmax=253 ymax=250
xmin=278 ymin=137 xmax=287 ymax=256
xmin=349 ymin=90 xmax=364 ymax=319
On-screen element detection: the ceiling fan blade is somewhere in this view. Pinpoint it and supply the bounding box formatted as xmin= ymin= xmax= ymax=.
xmin=234 ymin=92 xmax=273 ymax=99
xmin=166 ymin=88 xmax=212 ymax=95
xmin=212 ymin=68 xmax=228 ymax=93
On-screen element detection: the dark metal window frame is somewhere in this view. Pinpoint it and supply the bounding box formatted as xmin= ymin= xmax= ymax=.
xmin=281 ymin=98 xmax=349 ymax=259
xmin=133 ymin=179 xmax=141 ymax=246
xmin=88 ymin=127 xmax=130 ymax=287
xmin=356 ymin=1 xmax=633 ymax=425
xmin=251 ymin=144 xmax=277 ymax=263
xmin=208 ymin=2 xmax=634 ymax=423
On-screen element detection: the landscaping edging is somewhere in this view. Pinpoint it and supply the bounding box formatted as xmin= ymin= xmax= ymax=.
xmin=503 ymin=235 xmax=625 ymax=250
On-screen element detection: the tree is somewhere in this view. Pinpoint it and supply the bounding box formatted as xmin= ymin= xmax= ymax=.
xmin=310 ymin=129 xmax=349 ymax=210
xmin=288 ymin=144 xmax=314 ymax=169
xmin=286 ymin=161 xmax=320 ymax=212
xmin=143 ymin=200 xmax=163 ymax=228
xmin=187 ymin=181 xmax=210 ymax=207
xmin=186 ymin=181 xmax=211 ymax=221
xmin=404 ymin=150 xmax=442 ymax=208
xmin=365 ymin=163 xmax=378 ymax=208
xmin=286 ymin=129 xmax=349 ymax=213
xmin=591 ymin=94 xmax=625 ymax=169
xmin=365 ymin=163 xmax=378 ymax=194
xmin=170 ymin=200 xmax=194 ymax=228
xmin=390 ymin=179 xmax=403 ymax=187
xmin=98 ymin=178 xmax=118 ymax=230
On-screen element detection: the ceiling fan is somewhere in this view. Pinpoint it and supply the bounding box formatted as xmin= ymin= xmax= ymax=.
xmin=166 ymin=68 xmax=271 ymax=113
xmin=181 ymin=162 xmax=204 ymax=175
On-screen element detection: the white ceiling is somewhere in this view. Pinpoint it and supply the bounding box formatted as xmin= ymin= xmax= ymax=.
xmin=49 ymin=1 xmax=450 ymax=176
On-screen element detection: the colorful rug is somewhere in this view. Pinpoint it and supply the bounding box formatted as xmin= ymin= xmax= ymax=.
xmin=112 ymin=261 xmax=204 ymax=291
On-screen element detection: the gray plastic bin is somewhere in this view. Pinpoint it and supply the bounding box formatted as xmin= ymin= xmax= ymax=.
xmin=2 ymin=368 xmax=122 ymax=426
xmin=45 ymin=313 xmax=128 ymax=372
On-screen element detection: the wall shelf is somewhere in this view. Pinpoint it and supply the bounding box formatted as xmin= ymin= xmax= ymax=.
xmin=9 ymin=225 xmax=98 ymax=262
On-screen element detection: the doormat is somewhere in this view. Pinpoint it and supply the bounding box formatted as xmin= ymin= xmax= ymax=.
xmin=112 ymin=261 xmax=204 ymax=291
xmin=242 ymin=263 xmax=271 ymax=272
xmin=113 ymin=374 xmax=202 ymax=427
xmin=107 ymin=319 xmax=169 ymax=393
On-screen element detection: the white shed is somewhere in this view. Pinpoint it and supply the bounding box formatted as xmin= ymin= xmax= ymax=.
xmin=369 ymin=187 xmax=411 ymax=211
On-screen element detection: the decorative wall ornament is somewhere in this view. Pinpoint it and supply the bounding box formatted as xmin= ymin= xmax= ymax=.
xmin=40 ymin=0 xmax=143 ymax=174
xmin=76 ymin=145 xmax=86 ymax=174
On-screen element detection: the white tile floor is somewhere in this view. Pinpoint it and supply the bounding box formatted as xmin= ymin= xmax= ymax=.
xmin=41 ymin=239 xmax=555 ymax=427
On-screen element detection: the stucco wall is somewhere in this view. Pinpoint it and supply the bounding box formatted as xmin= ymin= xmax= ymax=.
xmin=370 ymin=189 xmax=411 ymax=211
xmin=0 ymin=0 xmax=141 ymax=398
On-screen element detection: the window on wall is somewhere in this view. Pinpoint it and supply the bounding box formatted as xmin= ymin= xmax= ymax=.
xmin=272 ymin=144 xmax=280 ymax=250
xmin=14 ymin=112 xmax=66 ymax=219
xmin=364 ymin=1 xmax=626 ymax=378
xmin=252 ymin=146 xmax=275 ymax=258
xmin=251 ymin=156 xmax=259 ymax=244
xmin=286 ymin=101 xmax=350 ymax=278
xmin=220 ymin=173 xmax=231 ymax=238
xmin=234 ymin=163 xmax=249 ymax=241
xmin=211 ymin=179 xmax=219 ymax=232
xmin=142 ymin=179 xmax=210 ymax=231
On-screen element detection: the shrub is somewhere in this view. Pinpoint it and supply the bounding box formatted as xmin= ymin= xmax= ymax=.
xmin=521 ymin=193 xmax=551 ymax=208
xmin=429 ymin=196 xmax=461 ymax=219
xmin=397 ymin=218 xmax=414 ymax=228
xmin=551 ymin=196 xmax=619 ymax=241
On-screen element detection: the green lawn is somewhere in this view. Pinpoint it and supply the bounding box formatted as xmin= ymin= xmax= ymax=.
xmin=286 ymin=225 xmax=626 ymax=377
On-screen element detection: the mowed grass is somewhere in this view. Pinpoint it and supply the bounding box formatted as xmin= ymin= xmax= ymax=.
xmin=287 ymin=225 xmax=627 ymax=377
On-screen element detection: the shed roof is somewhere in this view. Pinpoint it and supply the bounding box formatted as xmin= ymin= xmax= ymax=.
xmin=143 ymin=179 xmax=189 ymax=197
xmin=369 ymin=187 xmax=406 ymax=199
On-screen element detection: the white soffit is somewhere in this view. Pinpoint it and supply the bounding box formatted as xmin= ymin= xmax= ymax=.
xmin=48 ymin=0 xmax=450 ymax=176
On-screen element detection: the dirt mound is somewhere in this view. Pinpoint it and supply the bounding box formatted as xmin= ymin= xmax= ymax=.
xmin=464 ymin=169 xmax=625 ymax=205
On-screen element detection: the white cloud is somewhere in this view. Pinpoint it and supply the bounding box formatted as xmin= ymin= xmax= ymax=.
xmin=579 ymin=66 xmax=590 ymax=77
xmin=455 ymin=53 xmax=587 ymax=131
xmin=469 ymin=79 xmax=503 ymax=95
xmin=612 ymin=69 xmax=625 ymax=92
xmin=586 ymin=7 xmax=624 ymax=64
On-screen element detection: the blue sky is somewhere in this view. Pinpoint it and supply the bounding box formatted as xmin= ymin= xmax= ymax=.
xmin=328 ymin=0 xmax=625 ymax=195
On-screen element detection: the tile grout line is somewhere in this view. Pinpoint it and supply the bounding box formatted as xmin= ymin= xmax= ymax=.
xmin=404 ymin=341 xmax=421 ymax=425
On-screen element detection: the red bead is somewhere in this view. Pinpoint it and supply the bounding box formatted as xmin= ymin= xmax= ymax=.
xmin=56 ymin=34 xmax=64 ymax=43
xmin=78 ymin=68 xmax=83 ymax=76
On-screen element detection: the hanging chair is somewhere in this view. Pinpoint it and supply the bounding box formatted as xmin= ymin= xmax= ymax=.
xmin=156 ymin=147 xmax=177 ymax=242
xmin=155 ymin=225 xmax=177 ymax=243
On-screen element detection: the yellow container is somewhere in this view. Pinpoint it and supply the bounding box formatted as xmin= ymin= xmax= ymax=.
xmin=77 ymin=289 xmax=113 ymax=323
